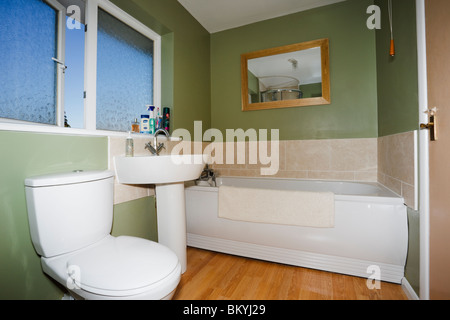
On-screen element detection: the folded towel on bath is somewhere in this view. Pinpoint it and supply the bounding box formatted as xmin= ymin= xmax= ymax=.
xmin=218 ymin=186 xmax=335 ymax=228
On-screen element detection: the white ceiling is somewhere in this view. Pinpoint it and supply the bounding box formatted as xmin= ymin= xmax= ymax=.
xmin=177 ymin=0 xmax=346 ymax=33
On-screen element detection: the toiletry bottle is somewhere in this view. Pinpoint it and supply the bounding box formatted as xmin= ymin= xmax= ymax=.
xmin=140 ymin=115 xmax=150 ymax=134
xmin=156 ymin=107 xmax=162 ymax=129
xmin=125 ymin=132 xmax=134 ymax=157
xmin=163 ymin=107 xmax=170 ymax=132
xmin=147 ymin=105 xmax=156 ymax=134
xmin=131 ymin=118 xmax=140 ymax=133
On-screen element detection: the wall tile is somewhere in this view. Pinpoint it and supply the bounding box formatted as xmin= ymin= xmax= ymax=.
xmin=285 ymin=140 xmax=331 ymax=171
xmin=377 ymin=131 xmax=417 ymax=209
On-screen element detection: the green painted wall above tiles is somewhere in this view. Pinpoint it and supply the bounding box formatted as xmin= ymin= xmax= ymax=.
xmin=210 ymin=0 xmax=379 ymax=141
xmin=375 ymin=0 xmax=419 ymax=137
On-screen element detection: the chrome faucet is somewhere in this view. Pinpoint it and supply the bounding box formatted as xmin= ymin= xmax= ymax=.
xmin=145 ymin=128 xmax=170 ymax=156
xmin=197 ymin=164 xmax=216 ymax=187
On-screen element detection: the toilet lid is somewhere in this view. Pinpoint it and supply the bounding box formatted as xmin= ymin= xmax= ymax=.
xmin=66 ymin=236 xmax=179 ymax=293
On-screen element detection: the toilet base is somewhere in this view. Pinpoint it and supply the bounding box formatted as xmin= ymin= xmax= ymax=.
xmin=67 ymin=288 xmax=177 ymax=300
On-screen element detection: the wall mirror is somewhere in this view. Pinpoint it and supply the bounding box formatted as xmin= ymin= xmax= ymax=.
xmin=241 ymin=38 xmax=330 ymax=111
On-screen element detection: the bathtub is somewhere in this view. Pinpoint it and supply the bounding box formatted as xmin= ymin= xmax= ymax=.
xmin=185 ymin=177 xmax=408 ymax=284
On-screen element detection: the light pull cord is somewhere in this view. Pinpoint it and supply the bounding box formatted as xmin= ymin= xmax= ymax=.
xmin=388 ymin=0 xmax=395 ymax=56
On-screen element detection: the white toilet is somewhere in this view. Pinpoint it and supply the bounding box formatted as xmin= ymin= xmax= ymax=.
xmin=25 ymin=170 xmax=181 ymax=300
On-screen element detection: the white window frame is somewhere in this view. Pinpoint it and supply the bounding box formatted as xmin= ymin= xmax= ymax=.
xmin=0 ymin=0 xmax=161 ymax=137
xmin=47 ymin=0 xmax=67 ymax=127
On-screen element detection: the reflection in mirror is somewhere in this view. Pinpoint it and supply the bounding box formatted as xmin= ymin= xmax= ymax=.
xmin=248 ymin=47 xmax=322 ymax=102
xmin=241 ymin=39 xmax=330 ymax=111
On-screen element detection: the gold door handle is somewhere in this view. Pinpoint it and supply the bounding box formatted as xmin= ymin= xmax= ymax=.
xmin=420 ymin=107 xmax=438 ymax=141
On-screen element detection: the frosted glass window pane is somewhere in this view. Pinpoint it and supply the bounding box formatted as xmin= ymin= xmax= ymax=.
xmin=0 ymin=0 xmax=57 ymax=125
xmin=97 ymin=8 xmax=154 ymax=132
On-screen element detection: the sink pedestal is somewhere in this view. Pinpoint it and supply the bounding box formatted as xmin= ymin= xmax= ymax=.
xmin=155 ymin=182 xmax=187 ymax=273
xmin=114 ymin=154 xmax=205 ymax=275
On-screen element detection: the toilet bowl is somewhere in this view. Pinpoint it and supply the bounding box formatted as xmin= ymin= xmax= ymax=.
xmin=25 ymin=170 xmax=181 ymax=300
xmin=42 ymin=236 xmax=181 ymax=300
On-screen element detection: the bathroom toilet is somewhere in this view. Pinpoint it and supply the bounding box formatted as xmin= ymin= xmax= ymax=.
xmin=25 ymin=170 xmax=181 ymax=300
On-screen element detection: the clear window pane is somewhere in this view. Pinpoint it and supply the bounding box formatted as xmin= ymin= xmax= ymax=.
xmin=0 ymin=0 xmax=58 ymax=125
xmin=96 ymin=8 xmax=154 ymax=132
xmin=64 ymin=16 xmax=85 ymax=129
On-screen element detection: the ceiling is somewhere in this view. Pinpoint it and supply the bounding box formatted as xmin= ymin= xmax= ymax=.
xmin=177 ymin=0 xmax=347 ymax=33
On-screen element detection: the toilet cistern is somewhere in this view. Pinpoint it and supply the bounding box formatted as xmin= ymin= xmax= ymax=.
xmin=145 ymin=128 xmax=170 ymax=156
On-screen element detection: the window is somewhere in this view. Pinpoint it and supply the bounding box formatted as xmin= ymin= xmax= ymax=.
xmin=96 ymin=8 xmax=154 ymax=132
xmin=0 ymin=0 xmax=61 ymax=125
xmin=0 ymin=0 xmax=161 ymax=134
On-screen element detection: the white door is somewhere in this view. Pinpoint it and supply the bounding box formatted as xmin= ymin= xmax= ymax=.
xmin=418 ymin=0 xmax=450 ymax=300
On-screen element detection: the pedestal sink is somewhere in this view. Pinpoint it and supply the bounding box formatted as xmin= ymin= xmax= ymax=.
xmin=114 ymin=154 xmax=205 ymax=273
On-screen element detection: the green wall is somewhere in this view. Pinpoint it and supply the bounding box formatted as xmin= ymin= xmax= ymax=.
xmin=375 ymin=0 xmax=419 ymax=136
xmin=211 ymin=0 xmax=378 ymax=141
xmin=112 ymin=196 xmax=158 ymax=242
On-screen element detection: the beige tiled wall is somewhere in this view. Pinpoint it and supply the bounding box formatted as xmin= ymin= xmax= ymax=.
xmin=210 ymin=138 xmax=378 ymax=182
xmin=378 ymin=131 xmax=417 ymax=209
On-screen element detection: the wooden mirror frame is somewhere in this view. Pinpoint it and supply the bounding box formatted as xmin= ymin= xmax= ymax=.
xmin=241 ymin=38 xmax=330 ymax=111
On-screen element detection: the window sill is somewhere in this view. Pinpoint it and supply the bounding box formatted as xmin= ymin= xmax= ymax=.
xmin=0 ymin=122 xmax=181 ymax=141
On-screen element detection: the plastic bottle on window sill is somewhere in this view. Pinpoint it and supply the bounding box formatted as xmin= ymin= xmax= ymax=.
xmin=147 ymin=105 xmax=156 ymax=135
xmin=140 ymin=115 xmax=150 ymax=134
xmin=156 ymin=107 xmax=162 ymax=129
xmin=125 ymin=132 xmax=134 ymax=157
xmin=163 ymin=107 xmax=170 ymax=132
xmin=131 ymin=118 xmax=140 ymax=133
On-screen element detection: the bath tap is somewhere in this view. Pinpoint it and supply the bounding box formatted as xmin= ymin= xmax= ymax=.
xmin=199 ymin=164 xmax=216 ymax=187
xmin=145 ymin=128 xmax=170 ymax=156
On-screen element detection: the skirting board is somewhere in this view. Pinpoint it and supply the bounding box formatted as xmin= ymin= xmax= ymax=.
xmin=402 ymin=277 xmax=420 ymax=300
xmin=187 ymin=233 xmax=405 ymax=284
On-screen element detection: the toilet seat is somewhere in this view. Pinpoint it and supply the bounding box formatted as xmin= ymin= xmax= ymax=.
xmin=41 ymin=236 xmax=181 ymax=299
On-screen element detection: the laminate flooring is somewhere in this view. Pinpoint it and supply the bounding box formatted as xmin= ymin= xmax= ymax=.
xmin=173 ymin=247 xmax=408 ymax=300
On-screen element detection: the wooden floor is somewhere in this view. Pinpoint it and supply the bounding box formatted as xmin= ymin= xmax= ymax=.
xmin=173 ymin=247 xmax=408 ymax=300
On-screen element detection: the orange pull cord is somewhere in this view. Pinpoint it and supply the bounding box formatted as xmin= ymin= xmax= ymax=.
xmin=390 ymin=39 xmax=395 ymax=57
xmin=388 ymin=0 xmax=395 ymax=56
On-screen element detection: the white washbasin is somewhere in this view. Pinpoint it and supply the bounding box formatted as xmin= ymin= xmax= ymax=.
xmin=114 ymin=154 xmax=205 ymax=184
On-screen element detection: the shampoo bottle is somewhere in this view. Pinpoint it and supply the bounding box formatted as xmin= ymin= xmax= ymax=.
xmin=140 ymin=115 xmax=150 ymax=134
xmin=147 ymin=105 xmax=156 ymax=134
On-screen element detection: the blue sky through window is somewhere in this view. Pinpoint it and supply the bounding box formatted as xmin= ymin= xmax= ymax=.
xmin=64 ymin=16 xmax=85 ymax=129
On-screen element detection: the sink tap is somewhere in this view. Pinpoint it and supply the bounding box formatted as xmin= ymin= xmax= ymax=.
xmin=144 ymin=142 xmax=158 ymax=155
xmin=145 ymin=128 xmax=170 ymax=156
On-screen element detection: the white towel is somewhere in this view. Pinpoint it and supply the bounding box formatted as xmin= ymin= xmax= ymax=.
xmin=218 ymin=186 xmax=335 ymax=228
